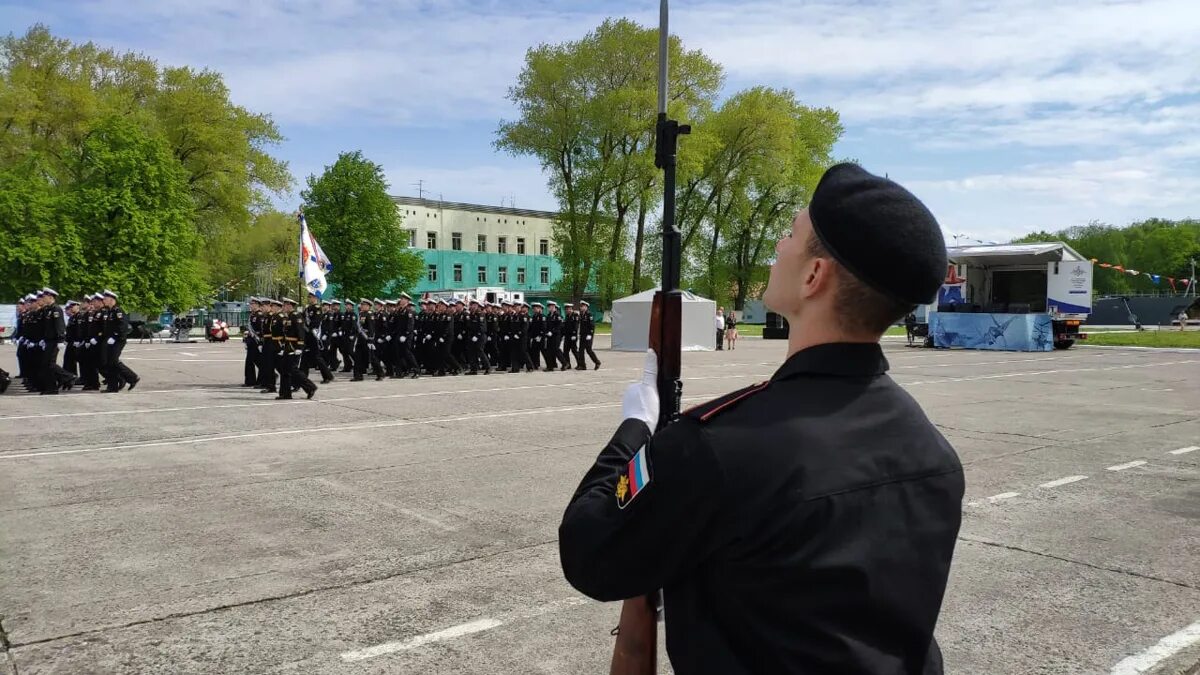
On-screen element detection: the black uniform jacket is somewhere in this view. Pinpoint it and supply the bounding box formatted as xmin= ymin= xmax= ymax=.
xmin=559 ymin=342 xmax=964 ymax=675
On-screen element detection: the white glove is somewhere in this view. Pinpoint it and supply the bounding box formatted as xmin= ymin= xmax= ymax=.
xmin=368 ymin=343 xmax=375 ymax=350
xmin=39 ymin=340 xmax=46 ymax=349
xmin=385 ymin=335 xmax=392 ymax=341
xmin=425 ymin=334 xmax=431 ymax=340
xmin=399 ymin=336 xmax=406 ymax=343
xmin=438 ymin=338 xmax=445 ymax=343
xmin=471 ymin=336 xmax=478 ymax=342
xmin=90 ymin=338 xmax=98 ymax=345
xmin=107 ymin=337 xmax=115 ymax=345
xmin=621 ymin=350 xmax=660 ymax=430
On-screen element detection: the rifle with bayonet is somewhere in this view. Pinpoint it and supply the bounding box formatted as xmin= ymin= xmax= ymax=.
xmin=608 ymin=2 xmax=689 ymax=673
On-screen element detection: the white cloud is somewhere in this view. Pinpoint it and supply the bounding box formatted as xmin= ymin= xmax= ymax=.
xmin=382 ymin=162 xmax=556 ymax=211
xmin=908 ymin=153 xmax=1200 ymax=241
xmin=17 ymin=0 xmax=1200 ymax=237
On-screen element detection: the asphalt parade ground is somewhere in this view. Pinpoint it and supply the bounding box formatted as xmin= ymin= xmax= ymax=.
xmin=1 ymin=337 xmax=1198 ymax=674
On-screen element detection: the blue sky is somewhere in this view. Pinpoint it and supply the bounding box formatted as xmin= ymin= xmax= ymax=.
xmin=4 ymin=0 xmax=1199 ymax=243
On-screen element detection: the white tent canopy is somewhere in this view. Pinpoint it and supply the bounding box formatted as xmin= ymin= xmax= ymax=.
xmin=610 ymin=288 xmax=718 ymax=352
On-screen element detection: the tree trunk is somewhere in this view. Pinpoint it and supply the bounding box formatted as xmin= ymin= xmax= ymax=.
xmin=632 ymin=193 xmax=649 ymax=293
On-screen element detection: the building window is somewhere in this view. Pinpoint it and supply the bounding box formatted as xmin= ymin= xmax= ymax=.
xmin=498 ymin=266 xmax=508 ymax=283
xmin=427 ymin=264 xmax=438 ymax=282
xmin=517 ymin=237 xmax=526 ymax=254
xmin=477 ymin=266 xmax=487 ymax=283
xmin=453 ymin=263 xmax=463 ymax=283
xmin=539 ymin=239 xmax=549 ymax=255
xmin=427 ymin=231 xmax=437 ymax=249
xmin=517 ymin=267 xmax=526 ymax=284
xmin=539 ymin=267 xmax=549 ymax=284
xmin=498 ymin=236 xmax=508 ymax=254
xmin=407 ymin=229 xmax=418 ymax=247
xmin=477 ymin=234 xmax=487 ymax=252
xmin=452 ymin=232 xmax=462 ymax=251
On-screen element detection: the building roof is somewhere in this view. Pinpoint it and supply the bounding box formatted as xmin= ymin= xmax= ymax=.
xmin=391 ymin=195 xmax=559 ymax=220
xmin=947 ymin=242 xmax=1087 ymax=266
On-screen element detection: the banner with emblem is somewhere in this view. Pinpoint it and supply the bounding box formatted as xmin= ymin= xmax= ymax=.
xmin=298 ymin=213 xmax=332 ymax=298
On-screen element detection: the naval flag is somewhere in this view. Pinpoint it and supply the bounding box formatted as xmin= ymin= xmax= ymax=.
xmin=299 ymin=213 xmax=332 ymax=297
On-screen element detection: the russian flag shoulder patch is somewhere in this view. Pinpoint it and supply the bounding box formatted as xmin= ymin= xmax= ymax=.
xmin=615 ymin=444 xmax=651 ymax=510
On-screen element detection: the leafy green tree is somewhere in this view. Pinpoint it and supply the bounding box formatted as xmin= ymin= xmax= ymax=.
xmin=497 ymin=18 xmax=722 ymax=302
xmin=65 ymin=116 xmax=205 ymax=311
xmin=0 ymin=24 xmax=291 ymax=298
xmin=300 ymin=151 xmax=424 ymax=299
xmin=1012 ymin=219 xmax=1200 ymax=295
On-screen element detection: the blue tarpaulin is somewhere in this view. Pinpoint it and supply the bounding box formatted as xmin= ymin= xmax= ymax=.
xmin=929 ymin=312 xmax=1054 ymax=352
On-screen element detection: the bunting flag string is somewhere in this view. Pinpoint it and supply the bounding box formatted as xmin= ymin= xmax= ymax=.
xmin=1087 ymin=257 xmax=1194 ymax=293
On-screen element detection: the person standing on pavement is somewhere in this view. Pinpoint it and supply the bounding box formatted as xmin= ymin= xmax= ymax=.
xmin=559 ymin=163 xmax=963 ymax=674
xmin=715 ymin=306 xmax=726 ymax=350
xmin=724 ymin=309 xmax=738 ymax=351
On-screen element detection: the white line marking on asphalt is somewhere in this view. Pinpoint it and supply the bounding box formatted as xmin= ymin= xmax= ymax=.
xmin=1106 ymin=461 xmax=1147 ymax=471
xmin=0 ymin=375 xmax=763 ymax=422
xmin=1169 ymin=446 xmax=1199 ymax=455
xmin=1039 ymin=475 xmax=1088 ymax=488
xmin=1110 ymin=620 xmax=1200 ymax=675
xmin=340 ymin=597 xmax=591 ymax=662
xmin=988 ymin=492 xmax=1020 ymax=502
xmin=899 ymin=359 xmax=1199 ymax=386
xmin=340 ymin=618 xmax=503 ymax=662
xmin=0 ymin=397 xmax=714 ymax=460
xmin=179 ymin=352 xmax=197 ymax=357
xmin=123 ymin=357 xmax=244 ymax=362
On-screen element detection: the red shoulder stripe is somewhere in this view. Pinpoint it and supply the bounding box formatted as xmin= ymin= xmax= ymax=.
xmin=701 ymin=381 xmax=768 ymax=421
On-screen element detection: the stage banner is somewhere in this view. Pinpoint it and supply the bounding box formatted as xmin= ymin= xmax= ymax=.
xmin=929 ymin=312 xmax=1054 ymax=352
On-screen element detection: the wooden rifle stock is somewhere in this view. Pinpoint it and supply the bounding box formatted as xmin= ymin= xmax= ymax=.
xmin=609 ymin=293 xmax=680 ymax=675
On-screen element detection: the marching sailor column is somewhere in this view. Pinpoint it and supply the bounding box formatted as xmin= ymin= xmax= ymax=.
xmin=274 ymin=298 xmax=317 ymax=399
xmin=100 ymin=290 xmax=139 ymax=392
xmin=303 ymin=293 xmax=335 ymax=383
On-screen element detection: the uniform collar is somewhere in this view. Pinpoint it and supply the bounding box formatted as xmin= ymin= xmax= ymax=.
xmin=770 ymin=342 xmax=889 ymax=381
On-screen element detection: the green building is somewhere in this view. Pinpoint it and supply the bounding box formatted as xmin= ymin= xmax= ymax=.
xmin=395 ymin=196 xmax=563 ymax=298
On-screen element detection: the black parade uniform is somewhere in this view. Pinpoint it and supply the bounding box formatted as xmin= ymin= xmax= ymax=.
xmin=559 ymin=344 xmax=964 ymax=675
xmin=243 ymin=308 xmax=262 ymax=387
xmin=274 ymin=309 xmax=317 ymax=399
xmin=395 ymin=303 xmax=420 ymax=377
xmin=542 ymin=308 xmax=562 ymax=372
xmin=560 ymin=310 xmax=579 ymax=370
xmin=576 ymin=308 xmax=601 ymax=370
xmin=338 ymin=307 xmax=357 ymax=373
xmin=303 ymin=303 xmax=334 ymax=383
xmin=100 ymin=301 xmax=138 ymax=392
xmin=353 ymin=308 xmax=384 ymax=381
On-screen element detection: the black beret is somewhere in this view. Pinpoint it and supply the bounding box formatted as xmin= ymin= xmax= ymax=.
xmin=809 ymin=163 xmax=946 ymax=305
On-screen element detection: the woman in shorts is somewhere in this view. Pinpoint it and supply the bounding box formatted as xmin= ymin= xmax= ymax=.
xmin=724 ymin=310 xmax=738 ymax=350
